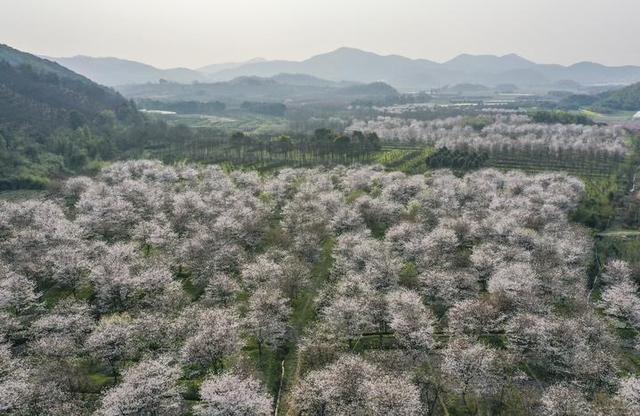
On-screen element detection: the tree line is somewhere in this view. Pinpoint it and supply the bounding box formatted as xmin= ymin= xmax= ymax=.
xmin=156 ymin=128 xmax=383 ymax=167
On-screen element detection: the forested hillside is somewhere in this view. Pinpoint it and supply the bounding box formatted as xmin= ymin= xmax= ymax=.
xmin=0 ymin=44 xmax=133 ymax=133
xmin=559 ymin=82 xmax=640 ymax=112
xmin=0 ymin=44 xmax=140 ymax=189
xmin=596 ymin=82 xmax=640 ymax=111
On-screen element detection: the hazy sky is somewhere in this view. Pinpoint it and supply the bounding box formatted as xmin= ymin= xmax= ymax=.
xmin=2 ymin=0 xmax=639 ymax=68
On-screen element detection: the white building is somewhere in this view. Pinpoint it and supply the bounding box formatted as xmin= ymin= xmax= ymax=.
xmin=634 ymin=111 xmax=640 ymax=119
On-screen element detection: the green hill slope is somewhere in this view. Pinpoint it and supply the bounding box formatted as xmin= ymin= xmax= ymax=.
xmin=596 ymin=82 xmax=640 ymax=111
xmin=0 ymin=44 xmax=139 ymax=189
xmin=0 ymin=44 xmax=133 ymax=134
xmin=559 ymin=82 xmax=640 ymax=112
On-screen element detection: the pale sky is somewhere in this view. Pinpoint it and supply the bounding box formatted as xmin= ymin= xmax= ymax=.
xmin=2 ymin=0 xmax=639 ymax=68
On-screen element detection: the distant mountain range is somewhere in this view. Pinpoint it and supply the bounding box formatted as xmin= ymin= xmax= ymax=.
xmin=197 ymin=58 xmax=267 ymax=74
xmin=51 ymin=47 xmax=640 ymax=91
xmin=52 ymin=55 xmax=210 ymax=86
xmin=51 ymin=56 xmax=271 ymax=87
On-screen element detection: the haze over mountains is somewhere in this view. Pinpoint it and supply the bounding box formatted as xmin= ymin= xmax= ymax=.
xmin=53 ymin=55 xmax=211 ymax=86
xmin=52 ymin=47 xmax=640 ymax=91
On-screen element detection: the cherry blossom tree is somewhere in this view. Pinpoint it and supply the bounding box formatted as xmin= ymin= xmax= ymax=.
xmin=447 ymin=298 xmax=504 ymax=338
xmin=441 ymin=339 xmax=501 ymax=411
xmin=202 ymin=274 xmax=240 ymax=307
xmin=347 ymin=115 xmax=629 ymax=157
xmin=29 ymin=299 xmax=94 ymax=359
xmin=0 ymin=268 xmax=39 ymax=314
xmin=181 ymin=308 xmax=243 ymax=370
xmin=0 ymin=160 xmax=633 ymax=414
xmin=290 ymin=355 xmax=422 ymax=416
xmin=97 ymin=356 xmax=184 ymax=416
xmin=599 ymin=258 xmax=640 ymax=328
xmin=195 ymin=372 xmax=272 ymax=416
xmin=90 ymin=244 xmax=184 ymax=312
xmin=241 ymin=255 xmax=284 ymax=290
xmin=0 ymin=338 xmax=33 ymax=414
xmin=245 ymin=289 xmax=291 ymax=356
xmin=601 ymin=280 xmax=640 ymax=321
xmin=385 ymin=289 xmax=435 ymax=350
xmin=85 ymin=314 xmax=141 ymax=381
xmin=615 ymin=376 xmax=640 ymax=416
xmin=540 ymin=384 xmax=592 ymax=416
xmin=603 ymin=259 xmax=632 ymax=284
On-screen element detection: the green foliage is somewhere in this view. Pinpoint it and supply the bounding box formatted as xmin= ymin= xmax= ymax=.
xmin=596 ymin=236 xmax=640 ymax=272
xmin=399 ymin=262 xmax=419 ymax=289
xmin=0 ymin=46 xmax=145 ymax=189
xmin=463 ymin=116 xmax=492 ymax=131
xmin=571 ymin=177 xmax=619 ymax=230
xmin=596 ymin=82 xmax=640 ymax=112
xmin=0 ymin=60 xmax=135 ymax=135
xmin=558 ymin=94 xmax=599 ymax=110
xmin=373 ymin=147 xmax=435 ymax=174
xmin=529 ymin=110 xmax=594 ymax=125
xmin=153 ymin=128 xmax=383 ymax=171
xmin=572 ymin=135 xmax=640 ymax=231
xmin=0 ymin=43 xmax=87 ymax=81
xmin=426 ymin=147 xmax=489 ymax=172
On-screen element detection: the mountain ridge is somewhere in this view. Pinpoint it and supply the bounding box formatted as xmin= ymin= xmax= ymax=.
xmin=50 ymin=47 xmax=640 ymax=90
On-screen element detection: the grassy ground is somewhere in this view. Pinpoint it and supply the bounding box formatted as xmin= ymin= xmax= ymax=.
xmin=277 ymin=238 xmax=335 ymax=415
xmin=239 ymin=238 xmax=336 ymax=415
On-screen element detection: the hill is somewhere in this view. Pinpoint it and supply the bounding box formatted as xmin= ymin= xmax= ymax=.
xmin=0 ymin=44 xmax=132 ymax=135
xmin=117 ymin=74 xmax=398 ymax=105
xmin=52 ymin=56 xmax=270 ymax=86
xmin=210 ymin=47 xmax=445 ymax=90
xmin=0 ymin=44 xmax=140 ymax=189
xmin=210 ymin=48 xmax=640 ymax=90
xmin=559 ymin=82 xmax=640 ymax=112
xmin=443 ymin=53 xmax=535 ymax=72
xmin=595 ymin=82 xmax=640 ymax=111
xmin=1 ymin=45 xmax=86 ymax=81
xmin=335 ymin=81 xmax=399 ymax=97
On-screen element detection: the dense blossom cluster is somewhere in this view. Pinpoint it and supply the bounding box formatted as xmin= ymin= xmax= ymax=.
xmin=0 ymin=160 xmax=637 ymax=415
xmin=347 ymin=115 xmax=629 ymax=156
